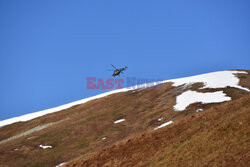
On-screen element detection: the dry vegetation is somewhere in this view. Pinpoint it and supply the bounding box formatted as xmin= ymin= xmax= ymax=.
xmin=0 ymin=70 xmax=249 ymax=167
xmin=68 ymin=95 xmax=250 ymax=167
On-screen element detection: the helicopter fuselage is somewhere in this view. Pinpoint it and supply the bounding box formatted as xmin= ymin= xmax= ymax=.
xmin=112 ymin=69 xmax=122 ymax=76
xmin=112 ymin=67 xmax=127 ymax=77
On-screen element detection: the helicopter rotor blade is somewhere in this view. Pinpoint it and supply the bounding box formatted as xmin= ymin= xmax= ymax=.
xmin=111 ymin=64 xmax=118 ymax=70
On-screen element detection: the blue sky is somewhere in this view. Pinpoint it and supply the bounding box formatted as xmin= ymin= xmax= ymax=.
xmin=0 ymin=0 xmax=249 ymax=120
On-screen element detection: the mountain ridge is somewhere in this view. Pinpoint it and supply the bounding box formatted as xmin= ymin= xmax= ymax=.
xmin=0 ymin=70 xmax=249 ymax=127
xmin=0 ymin=69 xmax=249 ymax=167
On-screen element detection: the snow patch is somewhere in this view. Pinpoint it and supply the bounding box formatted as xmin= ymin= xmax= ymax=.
xmin=56 ymin=162 xmax=67 ymax=167
xmin=167 ymin=71 xmax=249 ymax=91
xmin=131 ymin=88 xmax=144 ymax=93
xmin=39 ymin=144 xmax=52 ymax=149
xmin=158 ymin=117 xmax=163 ymax=121
xmin=114 ymin=119 xmax=125 ymax=124
xmin=196 ymin=108 xmax=203 ymax=112
xmin=154 ymin=121 xmax=173 ymax=130
xmin=174 ymin=90 xmax=231 ymax=111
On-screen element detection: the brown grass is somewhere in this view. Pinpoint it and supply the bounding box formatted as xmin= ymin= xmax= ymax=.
xmin=67 ymin=95 xmax=250 ymax=167
xmin=0 ymin=70 xmax=249 ymax=167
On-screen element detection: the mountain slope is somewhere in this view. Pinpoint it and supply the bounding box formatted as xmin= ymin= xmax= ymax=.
xmin=0 ymin=70 xmax=249 ymax=167
xmin=68 ymin=94 xmax=250 ymax=167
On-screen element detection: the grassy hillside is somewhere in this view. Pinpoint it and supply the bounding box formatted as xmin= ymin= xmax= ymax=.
xmin=68 ymin=95 xmax=250 ymax=167
xmin=0 ymin=71 xmax=249 ymax=167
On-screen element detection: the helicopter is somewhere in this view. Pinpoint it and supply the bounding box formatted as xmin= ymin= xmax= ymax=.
xmin=108 ymin=64 xmax=128 ymax=77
